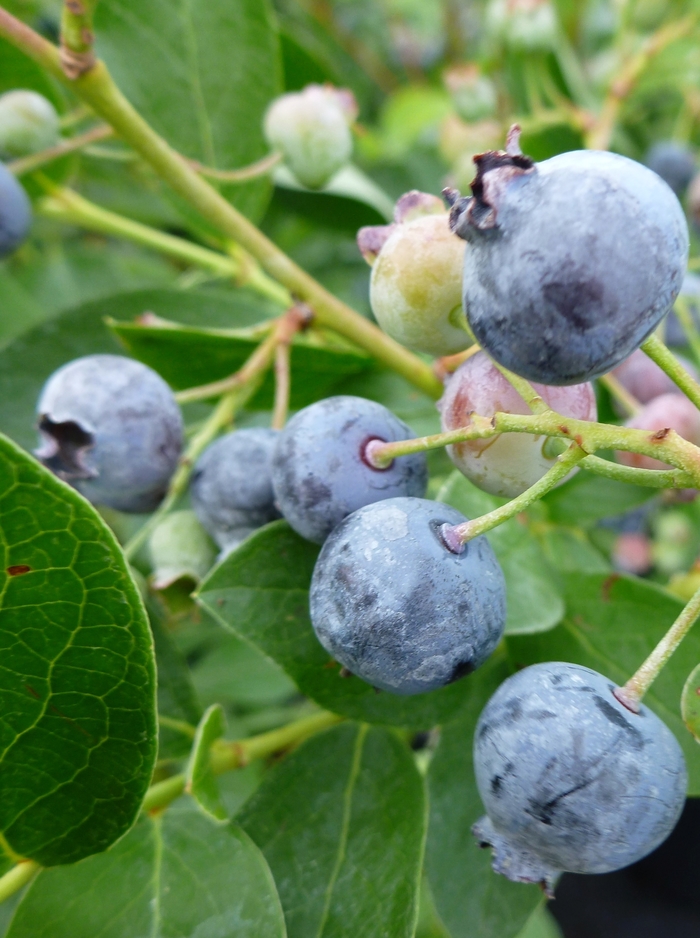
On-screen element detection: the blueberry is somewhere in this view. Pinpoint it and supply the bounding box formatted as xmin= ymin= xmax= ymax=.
xmin=190 ymin=428 xmax=280 ymax=550
xmin=310 ymin=497 xmax=506 ymax=694
xmin=36 ymin=354 xmax=183 ymax=513
xmin=264 ymin=84 xmax=356 ymax=190
xmin=645 ymin=141 xmax=696 ymax=198
xmin=439 ymin=350 xmax=596 ymax=497
xmin=473 ymin=662 xmax=687 ymax=894
xmin=449 ymin=137 xmax=689 ymax=385
xmin=0 ymin=160 xmax=31 ymax=258
xmin=0 ymin=90 xmax=60 ymax=159
xmin=361 ymin=196 xmax=469 ymax=358
xmin=271 ymin=396 xmax=428 ymax=544
xmin=444 ymin=65 xmax=497 ymax=123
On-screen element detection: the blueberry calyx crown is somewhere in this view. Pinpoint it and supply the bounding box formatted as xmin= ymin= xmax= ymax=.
xmin=445 ymin=124 xmax=535 ymax=236
xmin=35 ymin=415 xmax=96 ymax=481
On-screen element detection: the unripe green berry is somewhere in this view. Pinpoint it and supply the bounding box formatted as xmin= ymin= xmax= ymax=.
xmin=359 ymin=191 xmax=468 ymax=357
xmin=0 ymin=90 xmax=60 ymax=159
xmin=264 ymin=84 xmax=356 ymax=190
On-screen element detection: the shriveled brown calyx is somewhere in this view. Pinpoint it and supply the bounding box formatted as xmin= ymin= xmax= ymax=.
xmin=445 ymin=125 xmax=535 ymax=237
xmin=35 ymin=416 xmax=96 ymax=481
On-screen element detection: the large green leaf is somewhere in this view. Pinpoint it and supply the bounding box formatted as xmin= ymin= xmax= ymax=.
xmin=508 ymin=573 xmax=700 ymax=793
xmin=438 ymin=472 xmax=564 ymax=635
xmin=6 ymin=808 xmax=285 ymax=938
xmin=197 ymin=521 xmax=509 ymax=728
xmin=110 ymin=318 xmax=372 ymax=409
xmin=239 ymin=722 xmax=426 ymax=938
xmin=0 ymin=434 xmax=156 ymax=865
xmin=0 ymin=287 xmax=278 ymax=451
xmin=681 ymin=662 xmax=700 ymax=744
xmin=186 ymin=704 xmax=227 ymax=821
xmin=95 ymin=0 xmax=282 ymax=221
xmin=426 ymin=657 xmax=542 ymax=938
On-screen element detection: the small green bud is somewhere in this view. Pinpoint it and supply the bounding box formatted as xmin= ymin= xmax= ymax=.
xmin=264 ymin=84 xmax=357 ymax=190
xmin=0 ymin=90 xmax=60 ymax=159
xmin=148 ymin=510 xmax=216 ymax=590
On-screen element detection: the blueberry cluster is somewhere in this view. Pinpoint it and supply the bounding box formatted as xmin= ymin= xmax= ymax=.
xmin=32 ymin=127 xmax=693 ymax=896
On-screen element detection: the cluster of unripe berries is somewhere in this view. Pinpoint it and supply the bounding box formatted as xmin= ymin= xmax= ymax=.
xmin=28 ymin=104 xmax=695 ymax=894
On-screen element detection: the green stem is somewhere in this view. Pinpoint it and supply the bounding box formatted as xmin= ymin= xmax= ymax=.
xmin=366 ymin=409 xmax=700 ymax=484
xmin=37 ymin=187 xmax=290 ymax=307
xmin=615 ymin=582 xmax=700 ymax=712
xmin=641 ymin=333 xmax=700 ymax=410
xmin=441 ymin=444 xmax=587 ymax=548
xmin=143 ymin=710 xmax=343 ymax=814
xmin=0 ymin=9 xmax=442 ymax=397
xmin=672 ymin=296 xmax=700 ymax=367
xmin=7 ymin=123 xmax=112 ymax=175
xmin=0 ymin=860 xmax=40 ymax=905
xmin=60 ymin=0 xmax=98 ymax=78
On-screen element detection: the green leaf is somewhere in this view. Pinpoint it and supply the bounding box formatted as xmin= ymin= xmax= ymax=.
xmin=681 ymin=662 xmax=700 ymax=744
xmin=426 ymin=656 xmax=543 ymax=938
xmin=6 ymin=809 xmax=285 ymax=938
xmin=508 ymin=573 xmax=700 ymax=793
xmin=197 ymin=521 xmax=509 ymax=728
xmin=0 ymin=433 xmax=156 ymax=865
xmin=95 ymin=0 xmax=282 ymax=221
xmin=110 ymin=318 xmax=372 ymax=409
xmin=273 ymin=163 xmax=394 ymax=220
xmin=438 ymin=472 xmax=564 ymax=635
xmin=239 ymin=722 xmax=426 ymax=938
xmin=0 ymin=268 xmax=45 ymax=349
xmin=542 ymin=470 xmax=655 ymax=525
xmin=0 ymin=287 xmax=278 ymax=451
xmin=536 ymin=527 xmax=610 ymax=575
xmin=186 ymin=704 xmax=227 ymax=821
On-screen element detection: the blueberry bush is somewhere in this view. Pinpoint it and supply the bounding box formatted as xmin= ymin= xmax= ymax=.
xmin=1 ymin=1 xmax=700 ymax=936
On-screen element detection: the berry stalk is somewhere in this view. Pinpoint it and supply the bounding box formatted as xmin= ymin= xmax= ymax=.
xmin=0 ymin=8 xmax=443 ymax=398
xmin=441 ymin=443 xmax=588 ymax=549
xmin=615 ymin=582 xmax=700 ymax=712
xmin=641 ymin=333 xmax=700 ymax=411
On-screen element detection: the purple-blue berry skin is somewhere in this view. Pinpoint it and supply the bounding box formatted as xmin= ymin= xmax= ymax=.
xmin=645 ymin=141 xmax=696 ymax=197
xmin=452 ymin=149 xmax=689 ymax=385
xmin=473 ymin=662 xmax=687 ymax=894
xmin=309 ymin=497 xmax=506 ymax=694
xmin=271 ymin=396 xmax=428 ymax=544
xmin=36 ymin=354 xmax=183 ymax=513
xmin=0 ymin=161 xmax=31 ymax=258
xmin=190 ymin=428 xmax=280 ymax=549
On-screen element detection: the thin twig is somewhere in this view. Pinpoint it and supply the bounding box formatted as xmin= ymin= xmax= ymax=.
xmin=189 ymin=151 xmax=282 ymax=183
xmin=272 ymin=341 xmax=292 ymax=430
xmin=6 ymin=123 xmax=113 ymax=175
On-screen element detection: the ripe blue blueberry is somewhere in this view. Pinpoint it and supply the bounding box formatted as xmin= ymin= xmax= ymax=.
xmin=309 ymin=497 xmax=506 ymax=694
xmin=645 ymin=141 xmax=696 ymax=197
xmin=271 ymin=396 xmax=428 ymax=544
xmin=473 ymin=662 xmax=687 ymax=895
xmin=448 ymin=132 xmax=689 ymax=385
xmin=190 ymin=428 xmax=280 ymax=550
xmin=36 ymin=354 xmax=183 ymax=513
xmin=0 ymin=160 xmax=31 ymax=258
